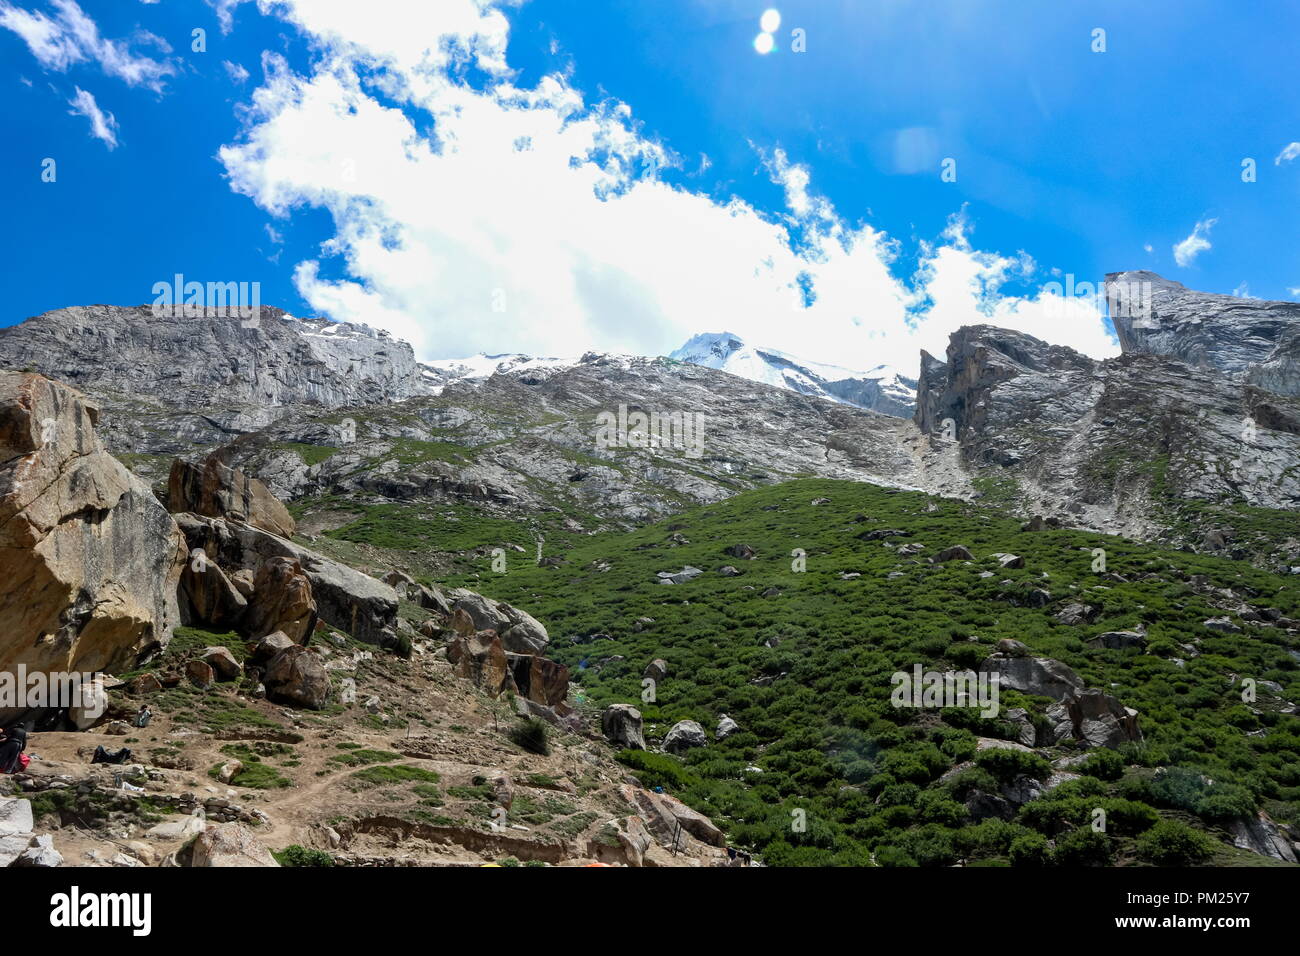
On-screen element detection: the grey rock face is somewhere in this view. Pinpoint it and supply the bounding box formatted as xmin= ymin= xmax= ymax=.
xmin=0 ymin=305 xmax=428 ymax=453
xmin=1107 ymin=271 xmax=1300 ymax=386
xmin=601 ymin=703 xmax=645 ymax=750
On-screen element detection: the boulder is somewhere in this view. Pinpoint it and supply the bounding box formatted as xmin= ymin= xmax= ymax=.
xmin=67 ymin=675 xmax=108 ymax=730
xmin=1228 ymin=812 xmax=1298 ymax=863
xmin=178 ymin=554 xmax=247 ymax=630
xmin=621 ymin=784 xmax=726 ymax=849
xmin=716 ymin=714 xmax=740 ymax=740
xmin=175 ymin=514 xmax=398 ymax=647
xmin=0 ymin=373 xmax=186 ymax=724
xmin=601 ymin=704 xmax=645 ymax=750
xmin=981 ymin=654 xmax=1083 ymax=701
xmin=656 ymin=566 xmax=703 ymax=585
xmin=0 ymin=797 xmax=34 ymax=837
xmin=1088 ymin=630 xmax=1147 ymax=651
xmin=252 ymin=630 xmax=295 ymax=662
xmin=446 ymin=630 xmax=513 ymax=697
xmin=432 ymin=587 xmax=549 ymax=654
xmin=1204 ymin=616 xmax=1242 ymax=633
xmin=717 ymin=565 xmax=741 ymax=577
xmin=1055 ymin=603 xmax=1098 ymax=626
xmin=726 ymin=543 xmax=756 ymax=560
xmin=643 ymin=659 xmax=668 ymax=681
xmin=13 ymin=833 xmax=63 ymax=867
xmin=188 ymin=823 xmax=280 ymax=867
xmin=935 ymin=545 xmax=974 ymax=562
xmin=243 ymin=556 xmax=317 ymax=643
xmin=186 ymin=660 xmax=215 ymax=689
xmin=662 ymin=719 xmax=707 ymax=755
xmin=1049 ymin=689 xmax=1143 ymax=749
xmin=263 ymin=645 xmax=330 ymax=709
xmin=993 ymin=553 xmax=1025 ymax=569
xmin=128 ymin=673 xmax=162 ymax=695
xmin=506 ymin=653 xmax=569 ymax=707
xmin=202 ymin=646 xmax=243 ymax=680
xmin=168 ymin=453 xmax=295 ymax=539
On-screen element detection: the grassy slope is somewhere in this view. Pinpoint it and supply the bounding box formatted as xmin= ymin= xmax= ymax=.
xmin=432 ymin=477 xmax=1300 ymax=866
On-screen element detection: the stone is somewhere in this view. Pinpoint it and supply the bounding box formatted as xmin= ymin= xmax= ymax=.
xmin=168 ymin=453 xmax=296 ymax=538
xmin=128 ymin=673 xmax=163 ymax=695
xmin=175 ymin=514 xmax=398 ymax=647
xmin=446 ymin=631 xmax=513 ymax=697
xmin=662 ymin=719 xmax=707 ymax=755
xmin=981 ymin=654 xmax=1083 ymax=701
xmin=0 ymin=372 xmax=186 ymax=725
xmin=935 ymin=545 xmax=974 ymax=562
xmin=188 ymin=822 xmax=280 ymax=867
xmin=431 ymin=586 xmax=549 ymax=654
xmin=506 ymin=654 xmax=569 ymax=707
xmin=656 ymin=566 xmax=703 ymax=585
xmin=252 ymin=630 xmax=295 ymax=662
xmin=14 ymin=834 xmax=63 ymax=867
xmin=994 ymin=553 xmax=1025 ymax=569
xmin=263 ymin=645 xmax=330 ymax=709
xmin=717 ymin=565 xmax=741 ymax=576
xmin=601 ymin=704 xmax=645 ymax=750
xmin=716 ymin=714 xmax=740 ymax=740
xmin=726 ymin=543 xmax=756 ymax=560
xmin=68 ymin=676 xmax=109 ymax=730
xmin=243 ymin=556 xmax=317 ymax=643
xmin=217 ymin=760 xmax=242 ymax=784
xmin=0 ymin=797 xmax=34 ymax=837
xmin=643 ymin=658 xmax=668 ymax=681
xmin=1089 ymin=630 xmax=1147 ymax=651
xmin=1204 ymin=616 xmax=1242 ymax=633
xmin=202 ymin=646 xmax=243 ymax=680
xmin=186 ymin=660 xmax=215 ymax=689
xmin=621 ymin=784 xmax=726 ymax=849
xmin=178 ymin=553 xmax=248 ymax=630
xmin=1056 ymin=603 xmax=1097 ymax=626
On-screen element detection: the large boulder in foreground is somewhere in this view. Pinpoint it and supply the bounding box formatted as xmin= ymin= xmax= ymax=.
xmin=168 ymin=453 xmax=295 ymax=539
xmin=187 ymin=823 xmax=280 ymax=867
xmin=0 ymin=373 xmax=185 ymax=722
xmin=176 ymin=514 xmax=398 ymax=646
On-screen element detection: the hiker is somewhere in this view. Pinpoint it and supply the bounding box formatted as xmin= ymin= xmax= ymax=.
xmin=135 ymin=705 xmax=152 ymax=729
xmin=0 ymin=722 xmax=30 ymax=774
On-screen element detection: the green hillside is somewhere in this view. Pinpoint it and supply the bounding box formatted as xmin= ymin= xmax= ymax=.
xmin=436 ymin=478 xmax=1300 ymax=866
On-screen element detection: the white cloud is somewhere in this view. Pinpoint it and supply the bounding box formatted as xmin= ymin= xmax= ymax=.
xmin=217 ymin=0 xmax=1120 ymax=372
xmin=0 ymin=0 xmax=175 ymax=91
xmin=66 ymin=85 xmax=117 ymax=148
xmin=223 ymin=59 xmax=250 ymax=83
xmin=1173 ymin=218 xmax=1216 ymax=268
xmin=1275 ymin=142 xmax=1300 ymax=165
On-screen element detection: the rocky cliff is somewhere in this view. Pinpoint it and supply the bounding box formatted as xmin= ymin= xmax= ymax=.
xmin=0 ymin=305 xmax=429 ymax=453
xmin=0 ymin=372 xmax=186 ymax=722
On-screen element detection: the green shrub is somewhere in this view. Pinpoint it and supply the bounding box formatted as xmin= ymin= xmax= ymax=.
xmin=274 ymin=845 xmax=334 ymax=867
xmin=508 ymin=718 xmax=550 ymax=756
xmin=1137 ymin=820 xmax=1216 ymax=865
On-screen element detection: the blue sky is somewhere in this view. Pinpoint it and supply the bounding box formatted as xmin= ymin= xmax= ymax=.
xmin=3 ymin=0 xmax=1299 ymax=372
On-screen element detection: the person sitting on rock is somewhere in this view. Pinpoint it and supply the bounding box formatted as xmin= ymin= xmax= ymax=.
xmin=135 ymin=705 xmax=152 ymax=729
xmin=0 ymin=722 xmax=30 ymax=774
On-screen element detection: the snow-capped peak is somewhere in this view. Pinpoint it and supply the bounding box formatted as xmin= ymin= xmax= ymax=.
xmin=668 ymin=332 xmax=916 ymax=417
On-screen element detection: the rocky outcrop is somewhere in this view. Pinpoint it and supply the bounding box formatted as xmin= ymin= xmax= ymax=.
xmin=1107 ymin=271 xmax=1300 ymax=386
xmin=446 ymin=630 xmax=512 ymax=696
xmin=168 ymin=453 xmax=295 ymax=538
xmin=621 ymin=784 xmax=726 ymax=849
xmin=433 ymin=587 xmax=549 ymax=654
xmin=0 ymin=305 xmax=428 ymax=453
xmin=0 ymin=372 xmax=185 ymax=723
xmin=176 ymin=514 xmax=398 ymax=646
